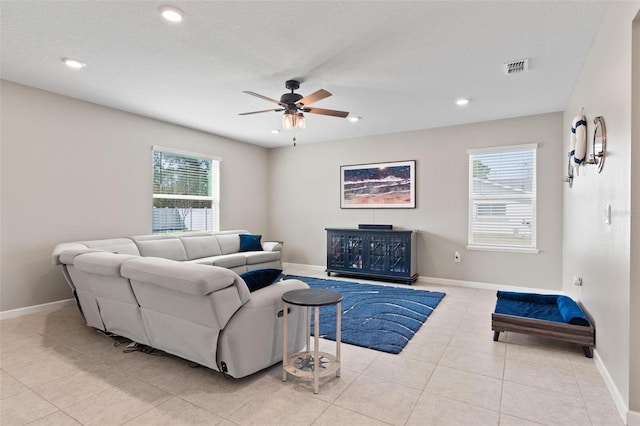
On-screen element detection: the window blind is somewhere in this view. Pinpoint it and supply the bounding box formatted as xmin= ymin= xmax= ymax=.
xmin=152 ymin=147 xmax=220 ymax=233
xmin=468 ymin=144 xmax=537 ymax=251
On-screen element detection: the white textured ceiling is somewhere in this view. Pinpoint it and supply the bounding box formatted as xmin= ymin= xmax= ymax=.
xmin=1 ymin=1 xmax=609 ymax=148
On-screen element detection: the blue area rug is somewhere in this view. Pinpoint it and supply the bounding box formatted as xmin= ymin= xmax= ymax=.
xmin=284 ymin=275 xmax=446 ymax=354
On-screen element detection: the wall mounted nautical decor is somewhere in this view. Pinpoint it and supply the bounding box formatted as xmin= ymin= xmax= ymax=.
xmin=564 ymin=113 xmax=608 ymax=187
xmin=586 ymin=116 xmax=607 ymax=173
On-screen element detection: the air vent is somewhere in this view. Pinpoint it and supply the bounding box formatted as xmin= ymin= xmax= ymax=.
xmin=504 ymin=59 xmax=529 ymax=75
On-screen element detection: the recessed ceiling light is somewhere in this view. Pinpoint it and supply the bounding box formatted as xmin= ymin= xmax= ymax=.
xmin=271 ymin=129 xmax=280 ymax=134
xmin=61 ymin=57 xmax=86 ymax=69
xmin=159 ymin=6 xmax=184 ymax=22
xmin=455 ymin=98 xmax=470 ymax=106
xmin=347 ymin=116 xmax=361 ymax=123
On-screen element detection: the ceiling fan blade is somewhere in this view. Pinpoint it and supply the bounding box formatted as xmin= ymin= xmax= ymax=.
xmin=243 ymin=91 xmax=284 ymax=106
xmin=238 ymin=108 xmax=284 ymax=116
xmin=296 ymin=89 xmax=332 ymax=106
xmin=304 ymin=107 xmax=349 ymax=118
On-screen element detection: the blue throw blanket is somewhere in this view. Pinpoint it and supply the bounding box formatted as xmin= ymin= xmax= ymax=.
xmin=284 ymin=275 xmax=445 ymax=354
xmin=495 ymin=291 xmax=590 ymax=326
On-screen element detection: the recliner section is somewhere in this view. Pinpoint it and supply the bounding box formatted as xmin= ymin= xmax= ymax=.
xmin=74 ymin=252 xmax=149 ymax=345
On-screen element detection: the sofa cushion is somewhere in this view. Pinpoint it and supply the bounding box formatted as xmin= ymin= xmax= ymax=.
xmin=122 ymin=257 xmax=243 ymax=297
xmin=215 ymin=233 xmax=241 ymax=255
xmin=239 ymin=269 xmax=283 ymax=292
xmin=130 ymin=234 xmax=187 ymax=261
xmin=243 ymin=250 xmax=281 ymax=265
xmin=239 ymin=234 xmax=262 ymax=252
xmin=209 ymin=253 xmax=247 ymax=269
xmin=58 ymin=248 xmax=105 ymax=265
xmin=81 ymin=238 xmax=141 ymax=256
xmin=74 ymin=252 xmax=140 ymax=276
xmin=179 ymin=234 xmax=223 ymax=260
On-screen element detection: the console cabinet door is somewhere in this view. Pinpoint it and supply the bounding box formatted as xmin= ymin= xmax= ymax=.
xmin=366 ymin=233 xmax=387 ymax=274
xmin=387 ymin=233 xmax=411 ymax=276
xmin=328 ymin=233 xmax=347 ymax=270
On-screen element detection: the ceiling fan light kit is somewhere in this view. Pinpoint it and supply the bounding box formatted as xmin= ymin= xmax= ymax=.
xmin=240 ymin=80 xmax=349 ymax=133
xmin=283 ymin=111 xmax=305 ymax=130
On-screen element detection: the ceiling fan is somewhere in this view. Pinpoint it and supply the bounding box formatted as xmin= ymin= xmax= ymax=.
xmin=239 ymin=80 xmax=349 ymax=130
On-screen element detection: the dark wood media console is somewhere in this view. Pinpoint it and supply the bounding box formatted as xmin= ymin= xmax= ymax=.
xmin=325 ymin=228 xmax=418 ymax=284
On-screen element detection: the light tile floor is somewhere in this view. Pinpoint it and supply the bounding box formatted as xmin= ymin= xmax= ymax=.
xmin=0 ymin=267 xmax=623 ymax=425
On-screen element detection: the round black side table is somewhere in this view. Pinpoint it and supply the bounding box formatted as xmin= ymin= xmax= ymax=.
xmin=282 ymin=288 xmax=343 ymax=394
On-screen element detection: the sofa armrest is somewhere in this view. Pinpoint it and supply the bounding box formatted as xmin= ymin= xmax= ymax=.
xmin=216 ymin=278 xmax=310 ymax=378
xmin=244 ymin=278 xmax=308 ymax=307
xmin=261 ymin=241 xmax=283 ymax=252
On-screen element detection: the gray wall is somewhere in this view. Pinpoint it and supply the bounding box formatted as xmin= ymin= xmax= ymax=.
xmin=562 ymin=2 xmax=639 ymax=418
xmin=268 ymin=112 xmax=564 ymax=290
xmin=0 ymin=81 xmax=270 ymax=312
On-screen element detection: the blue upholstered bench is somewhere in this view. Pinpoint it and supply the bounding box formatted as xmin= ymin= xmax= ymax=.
xmin=492 ymin=291 xmax=595 ymax=358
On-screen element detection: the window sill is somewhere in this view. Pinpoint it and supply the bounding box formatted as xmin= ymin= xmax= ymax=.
xmin=466 ymin=245 xmax=540 ymax=254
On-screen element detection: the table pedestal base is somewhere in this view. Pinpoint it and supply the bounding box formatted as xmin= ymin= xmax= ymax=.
xmin=282 ymin=298 xmax=341 ymax=394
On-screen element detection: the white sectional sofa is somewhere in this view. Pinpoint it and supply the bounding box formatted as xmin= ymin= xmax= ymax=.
xmin=53 ymin=229 xmax=284 ymax=273
xmin=51 ymin=230 xmax=309 ymax=378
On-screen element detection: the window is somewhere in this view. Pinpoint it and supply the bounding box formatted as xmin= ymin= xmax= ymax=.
xmin=468 ymin=144 xmax=537 ymax=252
xmin=152 ymin=147 xmax=220 ymax=233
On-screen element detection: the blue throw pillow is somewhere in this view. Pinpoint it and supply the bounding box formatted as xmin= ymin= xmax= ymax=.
xmin=240 ymin=268 xmax=283 ymax=292
xmin=239 ymin=234 xmax=262 ymax=252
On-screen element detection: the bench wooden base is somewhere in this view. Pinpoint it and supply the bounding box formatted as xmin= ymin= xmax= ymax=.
xmin=492 ymin=313 xmax=595 ymax=358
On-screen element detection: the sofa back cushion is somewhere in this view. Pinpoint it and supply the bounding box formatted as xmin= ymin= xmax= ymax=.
xmin=179 ymin=233 xmax=223 ymax=260
xmin=81 ymin=238 xmax=141 ymax=256
xmin=57 ymin=248 xmax=104 ymax=266
xmin=130 ymin=234 xmax=187 ymax=261
xmin=214 ymin=230 xmax=248 ymax=255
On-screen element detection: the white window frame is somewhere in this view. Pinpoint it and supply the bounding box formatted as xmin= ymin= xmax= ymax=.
xmin=152 ymin=146 xmax=220 ymax=233
xmin=467 ymin=143 xmax=539 ymax=254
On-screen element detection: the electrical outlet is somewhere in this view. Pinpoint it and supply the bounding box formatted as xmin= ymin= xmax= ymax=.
xmin=604 ymin=204 xmax=611 ymax=225
xmin=454 ymin=251 xmax=461 ymax=262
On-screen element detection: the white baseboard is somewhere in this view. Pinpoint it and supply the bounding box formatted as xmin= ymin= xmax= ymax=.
xmin=418 ymin=275 xmax=562 ymax=295
xmin=628 ymin=409 xmax=640 ymax=426
xmin=283 ymin=263 xmax=562 ymax=294
xmin=0 ymin=298 xmax=75 ymax=320
xmin=593 ymin=349 xmax=629 ymax=424
xmin=283 ymin=262 xmax=326 ymax=272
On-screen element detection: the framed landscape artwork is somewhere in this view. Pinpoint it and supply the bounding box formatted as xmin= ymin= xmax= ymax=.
xmin=340 ymin=160 xmax=416 ymax=208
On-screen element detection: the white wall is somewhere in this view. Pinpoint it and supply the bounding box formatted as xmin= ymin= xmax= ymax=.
xmin=562 ymin=2 xmax=639 ymax=419
xmin=268 ymin=112 xmax=564 ymax=290
xmin=0 ymin=81 xmax=270 ymax=312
